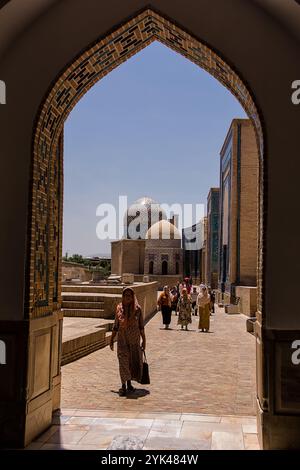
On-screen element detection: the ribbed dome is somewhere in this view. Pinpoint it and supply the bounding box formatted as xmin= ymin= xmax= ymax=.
xmin=125 ymin=196 xmax=167 ymax=240
xmin=146 ymin=220 xmax=181 ymax=240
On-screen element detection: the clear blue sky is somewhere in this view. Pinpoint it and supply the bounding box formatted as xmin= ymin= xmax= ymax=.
xmin=63 ymin=41 xmax=246 ymax=257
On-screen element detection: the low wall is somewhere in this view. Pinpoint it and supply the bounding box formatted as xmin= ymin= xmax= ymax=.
xmin=134 ymin=275 xmax=181 ymax=290
xmin=216 ymin=290 xmax=231 ymax=306
xmin=235 ymin=286 xmax=257 ymax=317
xmin=128 ymin=282 xmax=158 ymax=323
xmin=62 ymin=327 xmax=108 ymax=366
xmin=62 ymin=261 xmax=92 ymax=282
xmin=216 ymin=286 xmax=257 ymax=317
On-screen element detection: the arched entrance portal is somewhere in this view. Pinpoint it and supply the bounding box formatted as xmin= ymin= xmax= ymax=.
xmin=149 ymin=261 xmax=154 ymax=275
xmin=1 ymin=2 xmax=299 ymax=450
xmin=26 ymin=8 xmax=264 ymax=448
xmin=30 ymin=9 xmax=263 ymax=319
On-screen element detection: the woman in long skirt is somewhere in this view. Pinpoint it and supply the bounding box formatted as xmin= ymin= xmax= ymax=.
xmin=197 ymin=285 xmax=211 ymax=332
xmin=157 ymin=286 xmax=172 ymax=329
xmin=110 ymin=288 xmax=146 ymax=396
xmin=177 ymin=288 xmax=192 ymax=330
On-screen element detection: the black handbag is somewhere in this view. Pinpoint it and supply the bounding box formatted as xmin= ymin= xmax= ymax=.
xmin=140 ymin=350 xmax=150 ymax=385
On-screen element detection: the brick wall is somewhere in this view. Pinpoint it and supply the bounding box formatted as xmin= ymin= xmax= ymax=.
xmin=239 ymin=122 xmax=259 ymax=286
xmin=219 ymin=119 xmax=259 ymax=298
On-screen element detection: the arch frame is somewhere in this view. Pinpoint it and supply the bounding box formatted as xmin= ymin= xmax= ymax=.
xmin=9 ymin=5 xmax=286 ymax=449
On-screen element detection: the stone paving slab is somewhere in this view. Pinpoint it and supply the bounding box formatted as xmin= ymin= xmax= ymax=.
xmin=61 ymin=306 xmax=256 ymax=416
xmin=28 ymin=410 xmax=260 ymax=450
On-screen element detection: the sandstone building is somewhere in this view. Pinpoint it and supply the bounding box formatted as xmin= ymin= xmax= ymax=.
xmin=182 ymin=220 xmax=204 ymax=283
xmin=217 ymin=119 xmax=259 ymax=315
xmin=206 ymin=189 xmax=220 ymax=289
xmin=111 ymin=197 xmax=183 ymax=288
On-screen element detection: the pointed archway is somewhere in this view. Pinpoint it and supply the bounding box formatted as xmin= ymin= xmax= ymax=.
xmin=27 ymin=8 xmax=264 ymax=447
xmin=2 ymin=2 xmax=299 ymax=450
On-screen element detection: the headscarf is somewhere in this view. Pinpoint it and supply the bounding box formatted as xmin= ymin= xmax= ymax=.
xmin=116 ymin=287 xmax=141 ymax=328
xmin=197 ymin=285 xmax=210 ymax=306
xmin=180 ymin=288 xmax=190 ymax=307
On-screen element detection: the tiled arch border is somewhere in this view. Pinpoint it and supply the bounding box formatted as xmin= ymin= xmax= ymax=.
xmin=29 ymin=8 xmax=264 ymax=318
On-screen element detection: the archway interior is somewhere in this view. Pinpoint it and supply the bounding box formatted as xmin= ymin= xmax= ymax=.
xmin=28 ymin=8 xmax=263 ymax=321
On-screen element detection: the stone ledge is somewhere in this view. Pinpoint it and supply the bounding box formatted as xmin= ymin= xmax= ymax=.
xmin=61 ymin=318 xmax=114 ymax=365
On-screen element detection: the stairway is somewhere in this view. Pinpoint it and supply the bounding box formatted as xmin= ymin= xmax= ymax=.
xmin=62 ymin=285 xmax=122 ymax=319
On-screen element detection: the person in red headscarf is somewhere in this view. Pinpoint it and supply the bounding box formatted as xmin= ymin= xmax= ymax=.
xmin=110 ymin=287 xmax=146 ymax=396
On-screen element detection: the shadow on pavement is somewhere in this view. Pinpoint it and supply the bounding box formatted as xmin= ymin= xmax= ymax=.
xmin=126 ymin=389 xmax=150 ymax=399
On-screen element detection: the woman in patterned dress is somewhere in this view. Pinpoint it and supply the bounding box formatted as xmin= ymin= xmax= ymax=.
xmin=177 ymin=288 xmax=192 ymax=330
xmin=110 ymin=287 xmax=146 ymax=396
xmin=197 ymin=285 xmax=211 ymax=332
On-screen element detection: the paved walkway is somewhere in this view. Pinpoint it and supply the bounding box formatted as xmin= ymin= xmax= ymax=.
xmin=61 ymin=306 xmax=256 ymax=416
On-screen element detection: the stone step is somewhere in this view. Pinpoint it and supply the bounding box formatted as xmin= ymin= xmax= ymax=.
xmin=62 ymin=308 xmax=107 ymax=318
xmin=61 ymin=318 xmax=114 ymax=365
xmin=62 ymin=301 xmax=104 ymax=309
xmin=100 ymin=322 xmax=114 ymax=333
xmin=62 ymin=292 xmax=121 ymax=302
xmin=62 ymin=284 xmax=124 ymax=295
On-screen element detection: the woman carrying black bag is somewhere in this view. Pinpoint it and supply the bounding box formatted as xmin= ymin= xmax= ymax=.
xmin=110 ymin=288 xmax=147 ymax=396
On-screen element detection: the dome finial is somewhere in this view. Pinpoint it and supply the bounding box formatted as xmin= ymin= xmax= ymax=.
xmin=125 ymin=197 xmax=167 ymax=240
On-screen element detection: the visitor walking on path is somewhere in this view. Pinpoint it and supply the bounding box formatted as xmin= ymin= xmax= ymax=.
xmin=157 ymin=286 xmax=172 ymax=329
xmin=197 ymin=285 xmax=211 ymax=332
xmin=191 ymin=286 xmax=198 ymax=315
xmin=177 ymin=288 xmax=192 ymax=330
xmin=185 ymin=276 xmax=192 ymax=295
xmin=209 ymin=288 xmax=215 ymax=314
xmin=110 ymin=287 xmax=146 ymax=396
xmin=179 ymin=281 xmax=185 ymax=296
xmin=174 ymin=282 xmax=181 ymax=315
xmin=170 ymin=286 xmax=179 ymax=314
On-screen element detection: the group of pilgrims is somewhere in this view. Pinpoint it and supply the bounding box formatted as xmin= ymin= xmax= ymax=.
xmin=157 ymin=279 xmax=216 ymax=332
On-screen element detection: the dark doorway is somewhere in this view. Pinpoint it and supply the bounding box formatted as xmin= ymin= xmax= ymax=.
xmin=162 ymin=260 xmax=168 ymax=275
